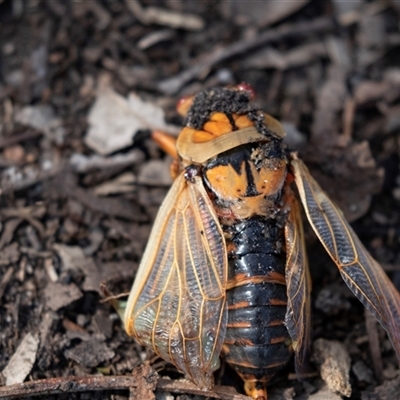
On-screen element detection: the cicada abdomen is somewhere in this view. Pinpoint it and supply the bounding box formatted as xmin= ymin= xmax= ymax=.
xmin=202 ymin=137 xmax=293 ymax=398
xmin=223 ymin=217 xmax=293 ymax=397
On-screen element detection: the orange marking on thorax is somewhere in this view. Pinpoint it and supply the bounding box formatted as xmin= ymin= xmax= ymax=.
xmin=205 ymin=163 xmax=248 ymax=200
xmin=205 ymin=158 xmax=287 ymax=219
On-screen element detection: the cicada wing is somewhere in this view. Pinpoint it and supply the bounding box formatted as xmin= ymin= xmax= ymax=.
xmin=124 ymin=173 xmax=228 ymax=388
xmin=284 ymin=193 xmax=312 ymax=374
xmin=291 ymin=155 xmax=400 ymax=362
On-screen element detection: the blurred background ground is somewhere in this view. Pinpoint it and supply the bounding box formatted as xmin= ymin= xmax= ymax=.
xmin=0 ymin=1 xmax=400 ymax=399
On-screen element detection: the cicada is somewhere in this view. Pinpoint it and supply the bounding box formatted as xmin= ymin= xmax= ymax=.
xmin=124 ymin=86 xmax=400 ymax=400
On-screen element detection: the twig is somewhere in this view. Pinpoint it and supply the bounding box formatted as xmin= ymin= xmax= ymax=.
xmin=157 ymin=16 xmax=335 ymax=94
xmin=51 ymin=172 xmax=147 ymax=222
xmin=124 ymin=0 xmax=204 ymax=31
xmin=0 ymin=266 xmax=14 ymax=300
xmin=0 ymin=375 xmax=250 ymax=400
xmin=365 ymin=309 xmax=384 ymax=383
xmin=69 ymin=150 xmax=144 ymax=174
xmin=0 ymin=166 xmax=62 ymax=196
xmin=0 ymin=130 xmax=43 ymax=149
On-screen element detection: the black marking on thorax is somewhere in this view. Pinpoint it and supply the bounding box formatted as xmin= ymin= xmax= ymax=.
xmin=204 ymin=144 xmax=260 ymax=198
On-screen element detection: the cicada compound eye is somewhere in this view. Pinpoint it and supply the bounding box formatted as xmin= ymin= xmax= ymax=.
xmin=176 ymin=95 xmax=194 ymax=117
xmin=184 ymin=165 xmax=200 ymax=182
xmin=236 ymin=82 xmax=256 ymax=100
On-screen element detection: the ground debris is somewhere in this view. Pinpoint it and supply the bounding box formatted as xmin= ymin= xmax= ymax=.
xmin=130 ymin=363 xmax=158 ymax=400
xmin=14 ymin=104 xmax=65 ymax=145
xmin=307 ymin=383 xmax=343 ymax=400
xmin=1 ymin=333 xmax=39 ymax=385
xmin=137 ymin=159 xmax=173 ymax=186
xmin=124 ymin=0 xmax=204 ymax=31
xmin=304 ymin=140 xmax=384 ymax=221
xmin=314 ymin=283 xmax=352 ymax=315
xmin=70 ymin=150 xmax=144 ymax=174
xmin=44 ymin=282 xmax=83 ymax=311
xmin=224 ymin=0 xmax=309 ymax=27
xmin=157 ymin=16 xmax=335 ymax=94
xmin=0 ymin=242 xmax=20 ymax=265
xmin=313 ymin=338 xmax=352 ymax=397
xmin=0 ymin=1 xmax=399 ymax=398
xmin=64 ymin=339 xmax=115 ymax=368
xmin=0 ymin=266 xmax=14 ymax=300
xmin=352 ymin=360 xmax=375 ymax=386
xmin=94 ymin=172 xmax=136 ymax=196
xmin=361 ymin=374 xmax=400 ymax=400
xmin=85 ymin=87 xmax=179 ymax=155
xmin=242 ymin=42 xmax=327 ymax=71
xmin=53 ymin=243 xmax=89 ymax=273
xmin=50 ymin=172 xmax=146 ymax=221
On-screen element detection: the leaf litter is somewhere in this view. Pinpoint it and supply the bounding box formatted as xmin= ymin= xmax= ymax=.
xmin=0 ymin=1 xmax=400 ymax=399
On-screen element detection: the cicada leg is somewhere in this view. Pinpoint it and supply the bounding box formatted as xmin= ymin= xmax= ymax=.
xmin=151 ymin=130 xmax=180 ymax=179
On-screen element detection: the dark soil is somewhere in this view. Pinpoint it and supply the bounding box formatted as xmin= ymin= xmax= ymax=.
xmin=0 ymin=1 xmax=400 ymax=399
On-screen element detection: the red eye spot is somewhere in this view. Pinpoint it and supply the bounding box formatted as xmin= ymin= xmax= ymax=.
xmin=237 ymin=83 xmax=256 ymax=100
xmin=176 ymin=95 xmax=194 ymax=116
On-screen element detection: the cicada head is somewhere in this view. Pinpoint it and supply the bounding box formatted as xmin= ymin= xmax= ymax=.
xmin=176 ymin=86 xmax=286 ymax=166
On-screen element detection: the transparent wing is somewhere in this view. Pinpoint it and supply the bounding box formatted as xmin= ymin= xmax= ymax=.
xmin=291 ymin=155 xmax=400 ymax=362
xmin=124 ymin=172 xmax=228 ymax=388
xmin=284 ymin=192 xmax=312 ymax=374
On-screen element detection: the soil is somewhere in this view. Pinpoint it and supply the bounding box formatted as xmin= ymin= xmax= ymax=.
xmin=0 ymin=1 xmax=399 ymax=399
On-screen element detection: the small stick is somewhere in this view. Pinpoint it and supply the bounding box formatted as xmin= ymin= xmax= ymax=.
xmin=0 ymin=375 xmax=250 ymax=400
xmin=0 ymin=130 xmax=43 ymax=149
xmin=365 ymin=309 xmax=384 ymax=383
